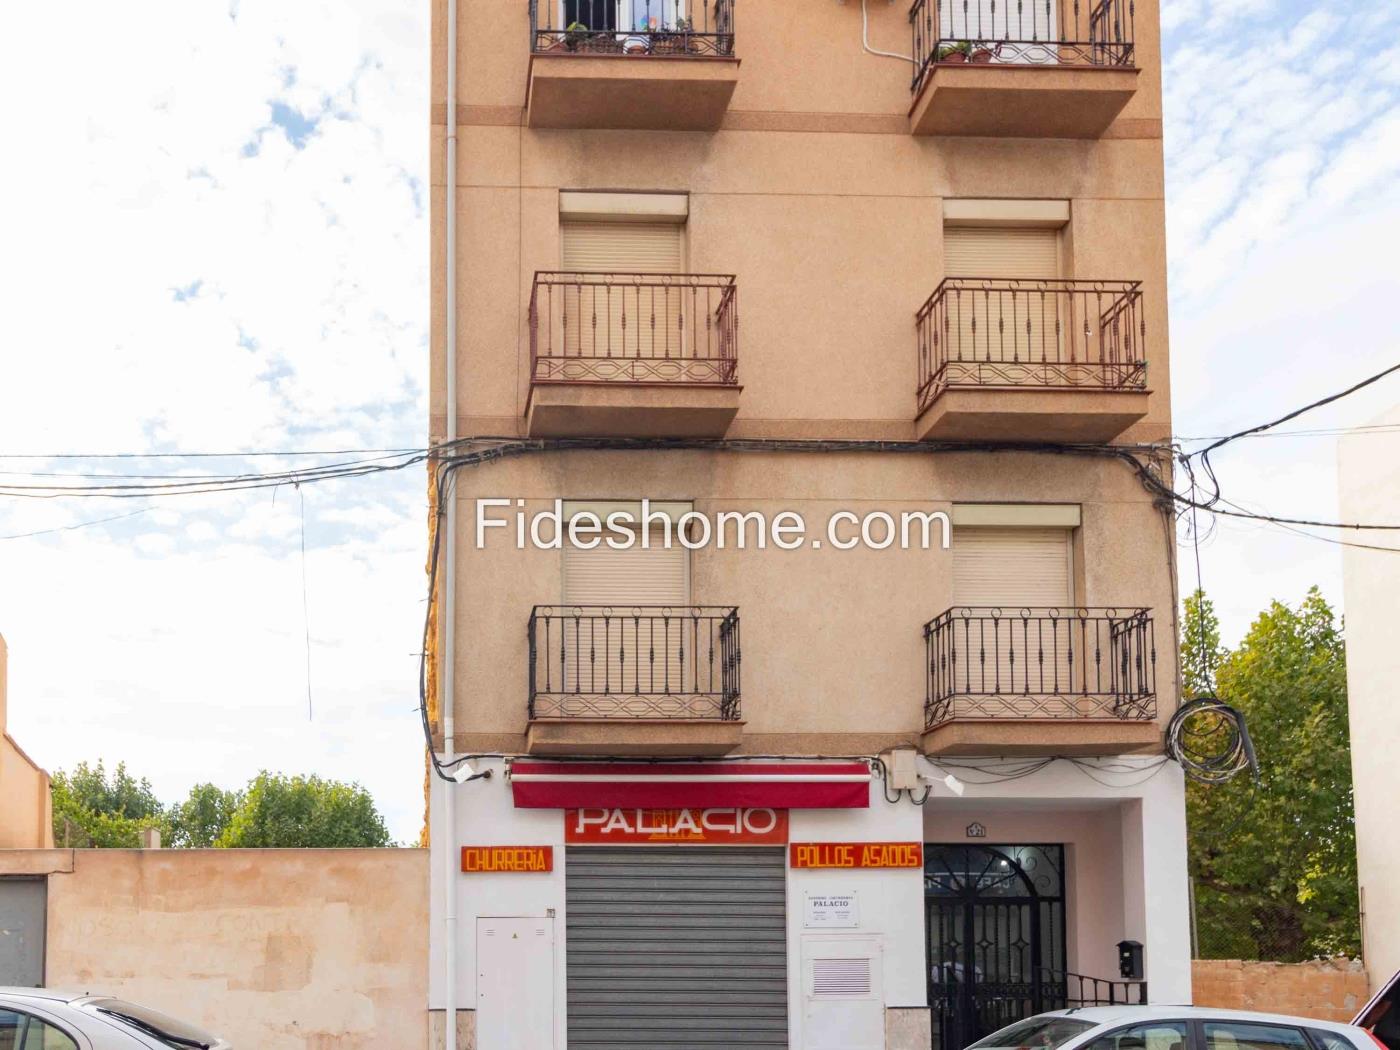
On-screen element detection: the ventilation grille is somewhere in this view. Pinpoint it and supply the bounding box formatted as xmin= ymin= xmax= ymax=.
xmin=813 ymin=957 xmax=872 ymax=997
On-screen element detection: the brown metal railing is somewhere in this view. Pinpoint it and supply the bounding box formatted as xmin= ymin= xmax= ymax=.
xmin=911 ymin=0 xmax=1135 ymax=95
xmin=528 ymin=605 xmax=741 ymax=720
xmin=923 ymin=607 xmax=1156 ymax=728
xmin=530 ymin=0 xmax=735 ymax=57
xmin=916 ymin=277 xmax=1146 ymax=413
xmin=530 ymin=271 xmax=738 ymax=385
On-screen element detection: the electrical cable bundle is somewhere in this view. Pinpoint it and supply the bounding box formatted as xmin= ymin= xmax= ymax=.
xmin=1165 ymin=696 xmax=1258 ymax=785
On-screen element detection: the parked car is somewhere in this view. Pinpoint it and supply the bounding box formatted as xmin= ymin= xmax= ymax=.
xmin=1355 ymin=969 xmax=1400 ymax=1050
xmin=0 ymin=989 xmax=230 ymax=1049
xmin=966 ymin=1003 xmax=1391 ymax=1050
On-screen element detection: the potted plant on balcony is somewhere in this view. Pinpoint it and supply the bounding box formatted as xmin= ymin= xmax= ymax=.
xmin=969 ymin=42 xmax=998 ymax=63
xmin=651 ymin=16 xmax=695 ymax=55
xmin=562 ymin=20 xmax=589 ymax=51
xmin=937 ymin=40 xmax=971 ymax=63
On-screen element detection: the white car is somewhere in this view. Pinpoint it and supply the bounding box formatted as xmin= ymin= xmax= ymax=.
xmin=967 ymin=1004 xmax=1390 ymax=1050
xmin=0 ymin=989 xmax=231 ymax=1050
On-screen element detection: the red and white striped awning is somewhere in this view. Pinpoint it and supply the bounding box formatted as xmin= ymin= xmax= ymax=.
xmin=509 ymin=761 xmax=872 ymax=810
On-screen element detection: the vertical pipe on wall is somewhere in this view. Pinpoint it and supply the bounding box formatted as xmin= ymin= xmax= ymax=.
xmin=443 ymin=0 xmax=459 ymax=1044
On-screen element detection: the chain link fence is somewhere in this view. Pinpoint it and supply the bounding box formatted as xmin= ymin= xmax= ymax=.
xmin=1190 ymin=879 xmax=1362 ymax=963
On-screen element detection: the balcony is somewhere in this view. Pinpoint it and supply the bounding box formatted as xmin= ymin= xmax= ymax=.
xmin=526 ymin=271 xmax=742 ymax=437
xmin=907 ymin=0 xmax=1138 ymax=137
xmin=922 ymin=607 xmax=1160 ymax=756
xmin=914 ymin=278 xmax=1149 ymax=442
xmin=526 ymin=0 xmax=739 ymax=130
xmin=526 ymin=605 xmax=743 ymax=756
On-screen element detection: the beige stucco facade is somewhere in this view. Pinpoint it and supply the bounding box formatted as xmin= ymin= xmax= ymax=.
xmin=0 ymin=634 xmax=54 ymax=849
xmin=0 ymin=847 xmax=428 ymax=1050
xmin=429 ymin=1 xmax=1189 ymax=1044
xmin=1339 ymin=405 xmax=1400 ymax=994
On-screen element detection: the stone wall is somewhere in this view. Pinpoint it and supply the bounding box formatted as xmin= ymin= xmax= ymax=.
xmin=25 ymin=847 xmax=428 ymax=1050
xmin=1193 ymin=958 xmax=1369 ymax=1022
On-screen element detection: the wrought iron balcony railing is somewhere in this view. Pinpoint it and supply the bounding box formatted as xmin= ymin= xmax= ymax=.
xmin=528 ymin=605 xmax=741 ymax=720
xmin=530 ymin=0 xmax=735 ymax=57
xmin=915 ymin=278 xmax=1146 ymax=413
xmin=530 ymin=272 xmax=739 ymax=386
xmin=923 ymin=607 xmax=1156 ymax=729
xmin=910 ymin=0 xmax=1135 ymax=95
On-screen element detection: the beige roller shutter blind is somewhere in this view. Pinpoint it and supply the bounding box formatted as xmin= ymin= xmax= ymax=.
xmin=952 ymin=526 xmax=1073 ymax=606
xmin=942 ymin=227 xmax=1062 ymax=371
xmin=943 ymin=227 xmax=1059 ymax=279
xmin=950 ymin=526 xmax=1076 ymax=701
xmin=563 ymin=527 xmax=690 ymax=606
xmin=558 ymin=528 xmax=696 ymax=710
xmin=562 ymin=221 xmax=684 ymax=273
xmin=561 ymin=221 xmax=686 ymax=360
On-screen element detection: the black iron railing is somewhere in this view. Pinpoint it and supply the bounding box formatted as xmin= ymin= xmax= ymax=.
xmin=1051 ymin=969 xmax=1149 ymax=1007
xmin=923 ymin=607 xmax=1156 ymax=728
xmin=916 ymin=278 xmax=1146 ymax=414
xmin=911 ymin=0 xmax=1135 ymax=95
xmin=531 ymin=0 xmax=735 ymax=57
xmin=530 ymin=272 xmax=739 ymax=386
xmin=528 ymin=606 xmax=741 ymax=720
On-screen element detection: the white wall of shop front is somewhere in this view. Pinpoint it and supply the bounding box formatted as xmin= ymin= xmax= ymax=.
xmin=920 ymin=758 xmax=1192 ymax=1005
xmin=428 ymin=762 xmax=927 ymax=1049
xmin=428 ymin=756 xmax=1191 ymax=1048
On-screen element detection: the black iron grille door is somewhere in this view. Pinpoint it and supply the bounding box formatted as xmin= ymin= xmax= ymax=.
xmin=565 ymin=845 xmax=788 ymax=1048
xmin=926 ymin=845 xmax=1066 ymax=1050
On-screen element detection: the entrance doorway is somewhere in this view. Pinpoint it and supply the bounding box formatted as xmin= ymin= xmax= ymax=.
xmin=925 ymin=845 xmax=1066 ymax=1050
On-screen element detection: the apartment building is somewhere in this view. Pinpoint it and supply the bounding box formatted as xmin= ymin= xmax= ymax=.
xmin=428 ymin=0 xmax=1191 ymax=1047
xmin=1339 ymin=406 xmax=1400 ymax=995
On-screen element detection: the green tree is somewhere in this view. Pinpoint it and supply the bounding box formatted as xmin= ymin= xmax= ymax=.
xmin=168 ymin=783 xmax=242 ymax=848
xmin=50 ymin=760 xmax=167 ymax=848
xmin=1181 ymin=588 xmax=1226 ymax=697
xmin=1186 ymin=587 xmax=1359 ymax=961
xmin=216 ymin=772 xmax=391 ymax=848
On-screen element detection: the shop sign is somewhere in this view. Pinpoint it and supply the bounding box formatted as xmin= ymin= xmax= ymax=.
xmin=460 ymin=845 xmax=554 ymax=873
xmin=564 ymin=807 xmax=789 ymax=845
xmin=789 ymin=841 xmax=923 ymax=869
xmin=804 ymin=891 xmax=859 ymax=928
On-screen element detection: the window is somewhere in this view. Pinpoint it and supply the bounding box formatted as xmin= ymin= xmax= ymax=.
xmin=1310 ymin=1031 xmax=1363 ymax=1050
xmin=1205 ymin=1022 xmax=1312 ymax=1050
xmin=1086 ymin=1022 xmax=1189 ymax=1050
xmin=560 ymin=502 xmax=690 ymax=605
xmin=0 ymin=1011 xmax=78 ymax=1050
xmin=968 ymin=1016 xmax=1095 ymax=1050
xmin=89 ymin=997 xmax=220 ymax=1050
xmin=951 ymin=525 xmax=1074 ymax=606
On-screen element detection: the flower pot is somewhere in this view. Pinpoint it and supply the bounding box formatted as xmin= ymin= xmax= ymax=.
xmin=970 ymin=48 xmax=994 ymax=63
xmin=940 ymin=51 xmax=968 ymax=63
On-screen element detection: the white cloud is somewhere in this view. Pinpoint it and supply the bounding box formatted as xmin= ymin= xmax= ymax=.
xmin=0 ymin=0 xmax=429 ymax=841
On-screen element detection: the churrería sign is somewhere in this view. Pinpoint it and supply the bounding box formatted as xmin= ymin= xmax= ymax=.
xmin=789 ymin=841 xmax=923 ymax=869
xmin=565 ymin=807 xmax=789 ymax=845
xmin=460 ymin=845 xmax=554 ymax=873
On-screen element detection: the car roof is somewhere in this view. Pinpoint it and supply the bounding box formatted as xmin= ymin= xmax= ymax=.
xmin=1036 ymin=1005 xmax=1364 ymax=1032
xmin=0 ymin=987 xmax=90 ymax=1004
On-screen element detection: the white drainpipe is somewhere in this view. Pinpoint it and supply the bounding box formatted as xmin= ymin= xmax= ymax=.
xmin=442 ymin=0 xmax=459 ymax=1043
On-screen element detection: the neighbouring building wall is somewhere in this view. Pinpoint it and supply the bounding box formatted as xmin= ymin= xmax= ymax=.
xmin=1338 ymin=406 xmax=1400 ymax=995
xmin=40 ymin=848 xmax=428 ymax=1050
xmin=1193 ymin=959 xmax=1370 ymax=1023
xmin=0 ymin=634 xmax=54 ymax=849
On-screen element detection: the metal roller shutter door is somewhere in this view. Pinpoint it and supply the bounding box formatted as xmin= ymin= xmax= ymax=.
xmin=566 ymin=845 xmax=789 ymax=1048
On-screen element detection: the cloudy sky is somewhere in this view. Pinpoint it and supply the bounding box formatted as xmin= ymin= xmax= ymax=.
xmin=1 ymin=0 xmax=1398 ymax=842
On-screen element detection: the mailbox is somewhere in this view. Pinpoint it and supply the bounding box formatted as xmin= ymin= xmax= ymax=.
xmin=1118 ymin=939 xmax=1144 ymax=980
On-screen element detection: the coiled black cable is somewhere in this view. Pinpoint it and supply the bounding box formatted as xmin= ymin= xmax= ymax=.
xmin=1165 ymin=696 xmax=1258 ymax=785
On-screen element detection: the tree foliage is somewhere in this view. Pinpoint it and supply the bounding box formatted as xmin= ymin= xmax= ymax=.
xmin=51 ymin=766 xmax=392 ymax=850
xmin=51 ymin=761 xmax=166 ymax=848
xmin=1186 ymin=587 xmax=1359 ymax=961
xmin=168 ymin=783 xmax=242 ymax=848
xmin=215 ymin=772 xmax=391 ymax=848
